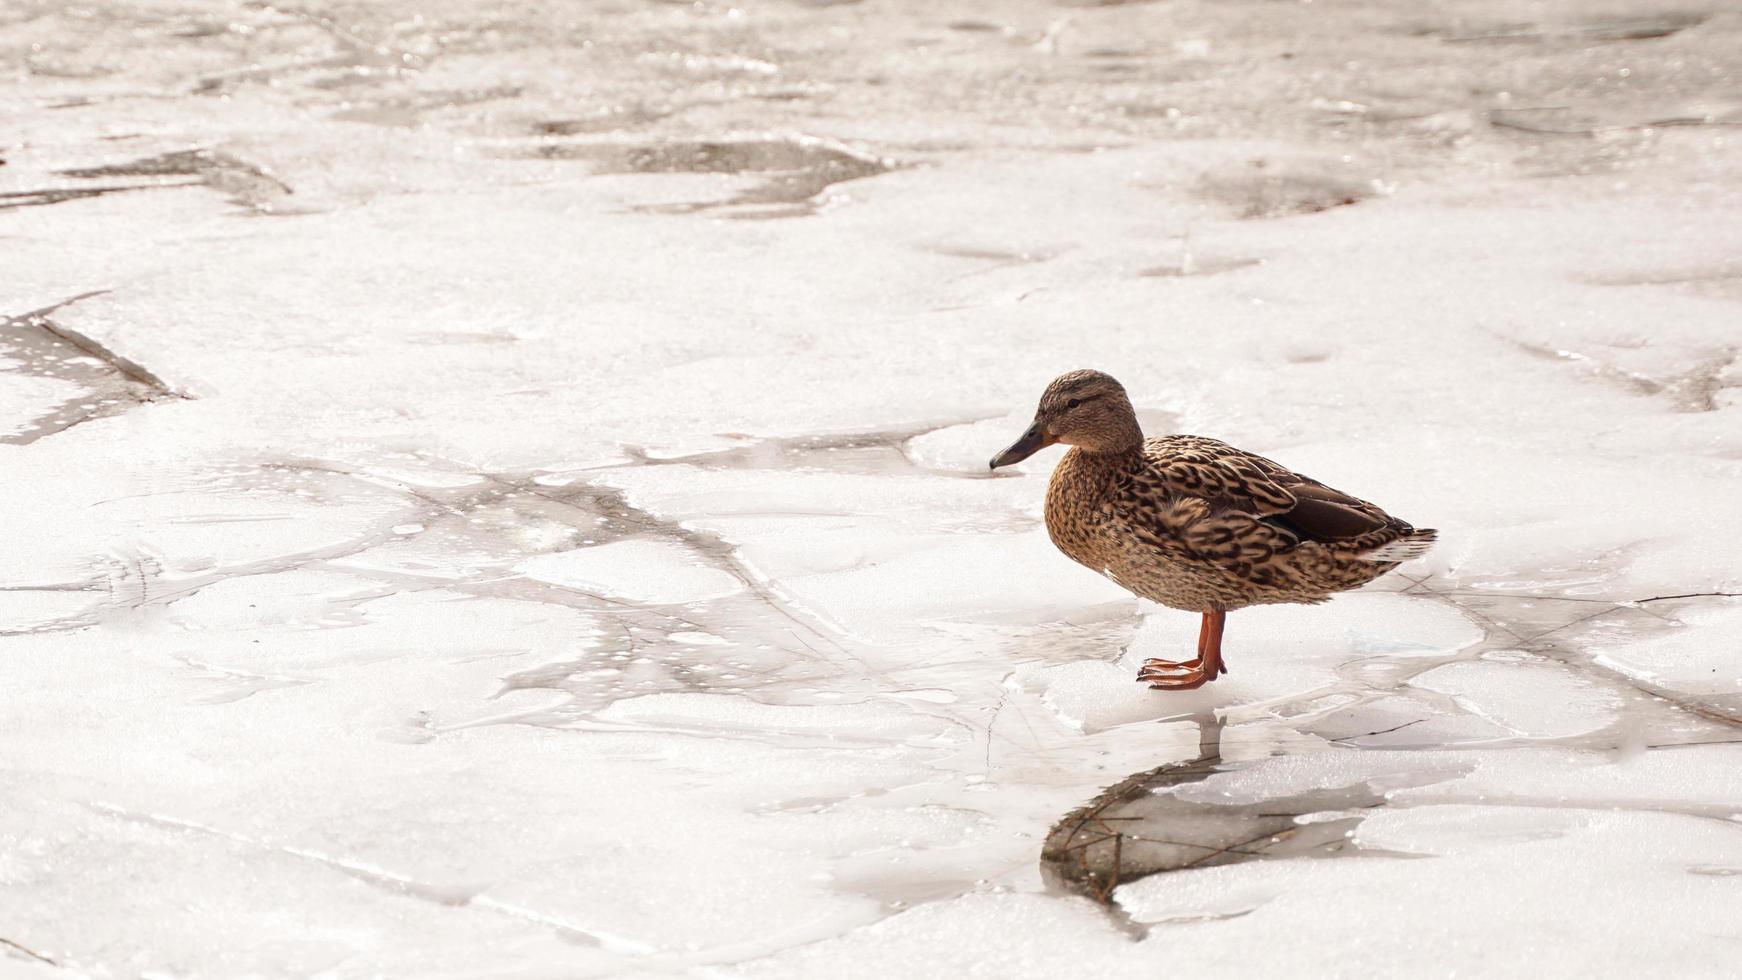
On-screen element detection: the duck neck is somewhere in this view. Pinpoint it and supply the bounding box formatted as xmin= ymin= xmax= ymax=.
xmin=1074 ymin=413 xmax=1145 ymax=460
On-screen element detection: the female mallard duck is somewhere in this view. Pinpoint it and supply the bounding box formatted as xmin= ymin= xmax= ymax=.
xmin=990 ymin=369 xmax=1435 ymax=691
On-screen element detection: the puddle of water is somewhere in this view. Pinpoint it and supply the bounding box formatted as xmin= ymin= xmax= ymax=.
xmin=1433 ymin=13 xmax=1709 ymax=46
xmin=1138 ymin=255 xmax=1260 ymax=278
xmin=1195 ymin=159 xmax=1379 ymax=220
xmin=531 ymin=105 xmax=678 ymax=136
xmin=513 ymin=136 xmax=896 ymax=217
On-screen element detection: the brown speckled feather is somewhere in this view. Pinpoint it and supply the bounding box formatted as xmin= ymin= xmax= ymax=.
xmin=1045 ymin=435 xmax=1435 ymax=612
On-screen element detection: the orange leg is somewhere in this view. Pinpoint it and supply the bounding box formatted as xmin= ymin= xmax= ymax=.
xmin=1136 ymin=608 xmax=1228 ymax=690
xmin=1207 ymin=608 xmax=1228 ymax=676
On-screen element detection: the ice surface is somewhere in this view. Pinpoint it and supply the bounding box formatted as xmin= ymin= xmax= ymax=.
xmin=0 ymin=374 xmax=83 ymax=439
xmin=5 ymin=0 xmax=1742 ymax=976
xmin=1111 ymin=806 xmax=1742 ymax=977
xmin=1589 ymin=598 xmax=1742 ymax=695
xmin=516 ymin=540 xmax=744 ymax=605
xmin=1413 ymin=655 xmax=1624 ymax=739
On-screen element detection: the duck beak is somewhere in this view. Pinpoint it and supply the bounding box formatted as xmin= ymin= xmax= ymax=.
xmin=989 ymin=421 xmax=1056 ymax=470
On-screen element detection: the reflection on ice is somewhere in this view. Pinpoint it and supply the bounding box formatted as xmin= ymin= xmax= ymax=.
xmin=1041 ymin=581 xmax=1742 ymax=916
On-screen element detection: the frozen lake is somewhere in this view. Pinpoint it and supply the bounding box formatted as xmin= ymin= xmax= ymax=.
xmin=4 ymin=0 xmax=1741 ymax=976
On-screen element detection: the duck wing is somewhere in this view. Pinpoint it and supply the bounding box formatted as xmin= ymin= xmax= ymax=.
xmin=1114 ymin=436 xmax=1400 ymax=556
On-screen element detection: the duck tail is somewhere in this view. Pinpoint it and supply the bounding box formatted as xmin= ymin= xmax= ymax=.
xmin=1357 ymin=528 xmax=1437 ymax=563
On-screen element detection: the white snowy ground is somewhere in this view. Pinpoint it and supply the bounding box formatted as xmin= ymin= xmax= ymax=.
xmin=3 ymin=0 xmax=1741 ymax=976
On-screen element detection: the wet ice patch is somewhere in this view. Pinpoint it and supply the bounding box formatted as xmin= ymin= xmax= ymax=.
xmin=94 ymin=489 xmax=402 ymax=577
xmin=58 ymin=148 xmax=293 ymax=213
xmin=1193 ymin=156 xmax=1383 ymax=220
xmin=670 ymin=630 xmax=730 ymax=646
xmin=1310 ymin=692 xmax=1513 ymax=747
xmin=780 ymin=530 xmax=1129 ymax=645
xmin=1013 ymin=660 xmax=1180 ymax=733
xmin=0 ymin=374 xmax=85 ymax=440
xmin=0 ymin=588 xmax=97 ymax=635
xmin=514 ymin=539 xmax=741 ymax=605
xmin=906 ymin=416 xmax=1039 ymax=474
xmin=596 ymin=692 xmax=950 ymax=743
xmin=516 ymin=136 xmax=895 ymax=218
xmin=166 ymin=568 xmax=389 ymax=632
xmin=1412 ymin=655 xmax=1622 ymax=739
xmin=0 ymin=293 xmax=185 ymax=446
xmin=1112 ymin=804 xmax=1742 ymax=976
xmin=1169 ymin=749 xmax=1470 ymax=808
xmin=729 ymin=890 xmax=1131 ymax=980
xmin=1398 ymin=745 xmax=1742 ymax=810
xmin=1589 ymin=598 xmax=1742 ymax=696
xmin=1126 ymin=593 xmax=1482 ymax=699
xmin=366 ymin=467 xmax=488 ymax=490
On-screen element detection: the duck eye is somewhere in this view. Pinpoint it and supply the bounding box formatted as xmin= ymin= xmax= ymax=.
xmin=1065 ymin=398 xmax=1082 ymax=409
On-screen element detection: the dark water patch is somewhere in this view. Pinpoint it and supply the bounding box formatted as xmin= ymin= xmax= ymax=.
xmin=750 ymin=88 xmax=822 ymax=103
xmin=1439 ymin=13 xmax=1708 ymax=45
xmin=1581 ymin=14 xmax=1710 ymax=40
xmin=532 ymin=104 xmax=676 ymax=135
xmin=331 ymin=85 xmax=525 ymax=127
xmin=59 ymin=148 xmax=291 ymax=210
xmin=171 ymin=20 xmax=233 ymax=39
xmin=63 ymin=149 xmax=231 ymax=179
xmin=1508 ymin=338 xmax=1737 ymax=413
xmin=516 ymin=137 xmax=896 ymax=217
xmin=0 ymin=183 xmax=200 ymax=210
xmin=1489 ymin=108 xmax=1606 ymax=138
xmin=1665 ymin=350 xmax=1736 ymax=413
xmin=1484 ymin=108 xmax=1739 ymax=138
xmin=0 ymin=291 xmax=189 ymax=445
xmin=1082 ymin=46 xmax=1150 ymax=59
xmin=1197 ymin=161 xmax=1376 ymax=220
xmin=1138 ymin=256 xmax=1260 ymax=278
xmin=926 ymin=244 xmax=1058 ymax=264
xmin=927 ymin=244 xmax=1068 ymax=286
xmin=1589 ymin=264 xmax=1742 ymax=302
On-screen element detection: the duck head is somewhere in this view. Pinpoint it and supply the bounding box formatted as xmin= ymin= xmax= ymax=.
xmin=989 ymin=369 xmax=1144 ymax=469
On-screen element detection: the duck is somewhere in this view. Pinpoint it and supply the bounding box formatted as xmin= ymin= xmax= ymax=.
xmin=989 ymin=369 xmax=1435 ymax=691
